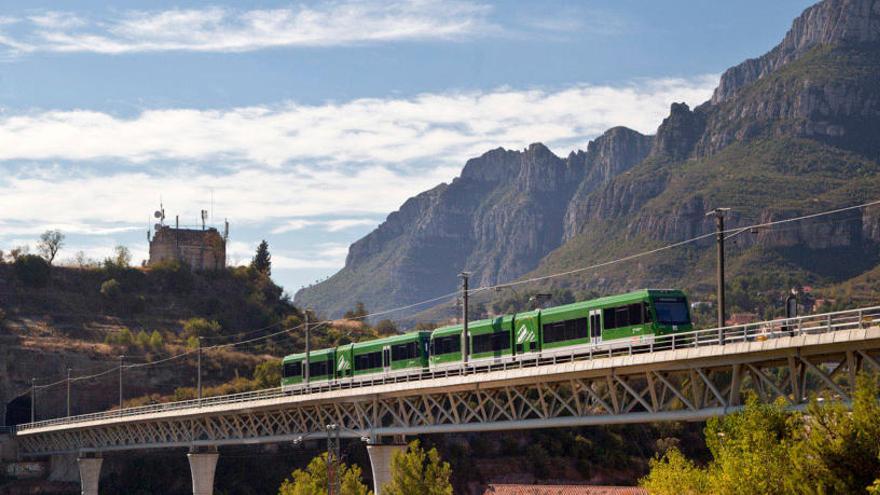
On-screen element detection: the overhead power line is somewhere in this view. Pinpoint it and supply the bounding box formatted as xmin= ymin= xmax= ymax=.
xmin=30 ymin=198 xmax=880 ymax=392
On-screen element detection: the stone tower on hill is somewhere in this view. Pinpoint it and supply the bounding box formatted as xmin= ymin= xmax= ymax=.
xmin=148 ymin=210 xmax=228 ymax=271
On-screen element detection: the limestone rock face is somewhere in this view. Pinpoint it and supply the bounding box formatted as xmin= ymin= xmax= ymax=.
xmin=712 ymin=0 xmax=880 ymax=105
xmin=296 ymin=0 xmax=880 ymax=317
xmin=563 ymin=127 xmax=653 ymax=241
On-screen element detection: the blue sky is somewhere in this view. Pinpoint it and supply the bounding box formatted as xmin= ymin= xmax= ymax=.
xmin=0 ymin=0 xmax=814 ymax=298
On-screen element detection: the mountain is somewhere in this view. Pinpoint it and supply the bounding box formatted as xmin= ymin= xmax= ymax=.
xmin=295 ymin=0 xmax=880 ymax=319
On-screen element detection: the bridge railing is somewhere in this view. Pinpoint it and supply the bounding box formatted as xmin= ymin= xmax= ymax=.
xmin=16 ymin=304 xmax=880 ymax=433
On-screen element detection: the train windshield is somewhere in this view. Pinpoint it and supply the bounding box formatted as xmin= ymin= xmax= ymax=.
xmin=653 ymin=297 xmax=691 ymax=325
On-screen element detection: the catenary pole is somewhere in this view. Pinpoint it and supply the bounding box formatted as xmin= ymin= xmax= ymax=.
xmin=706 ymin=208 xmax=729 ymax=335
xmin=30 ymin=378 xmax=35 ymax=423
xmin=304 ymin=311 xmax=311 ymax=385
xmin=460 ymin=272 xmax=471 ymax=365
xmin=66 ymin=368 xmax=71 ymax=417
xmin=197 ymin=337 xmax=203 ymax=401
xmin=118 ymin=355 xmax=125 ymax=410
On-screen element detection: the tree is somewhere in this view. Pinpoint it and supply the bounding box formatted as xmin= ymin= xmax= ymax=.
xmin=254 ymin=359 xmax=281 ymax=389
xmin=344 ymin=302 xmax=368 ymax=320
xmin=148 ymin=330 xmax=164 ymax=349
xmin=37 ymin=229 xmax=64 ymax=265
xmin=382 ymin=440 xmax=453 ymax=495
xmin=14 ymin=254 xmax=51 ymax=288
xmin=104 ymin=245 xmax=132 ymax=269
xmin=252 ymin=240 xmax=271 ymax=276
xmin=374 ymin=319 xmax=398 ymax=336
xmin=182 ymin=318 xmax=221 ymax=340
xmin=640 ymin=376 xmax=880 ymax=495
xmin=641 ymin=447 xmax=709 ymax=495
xmin=278 ymin=452 xmax=371 ymax=495
xmin=789 ymin=373 xmax=880 ymax=493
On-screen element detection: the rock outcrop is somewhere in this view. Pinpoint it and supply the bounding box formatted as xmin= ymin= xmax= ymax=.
xmin=296 ymin=0 xmax=880 ymax=317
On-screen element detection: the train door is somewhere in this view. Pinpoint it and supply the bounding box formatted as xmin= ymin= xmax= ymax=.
xmin=383 ymin=345 xmax=391 ymax=373
xmin=589 ymin=310 xmax=602 ymax=345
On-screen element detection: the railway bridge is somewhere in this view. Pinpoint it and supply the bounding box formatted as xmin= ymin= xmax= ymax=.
xmin=9 ymin=306 xmax=880 ymax=494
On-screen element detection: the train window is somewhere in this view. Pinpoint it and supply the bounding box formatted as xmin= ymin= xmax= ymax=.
xmin=433 ymin=335 xmax=461 ymax=355
xmin=354 ymin=351 xmax=383 ymax=370
xmin=309 ymin=359 xmax=331 ymax=377
xmin=471 ymin=332 xmax=511 ymax=354
xmin=392 ymin=342 xmax=419 ymax=361
xmin=283 ymin=361 xmax=302 ymax=378
xmin=654 ymin=297 xmax=690 ymax=325
xmin=603 ymin=303 xmax=650 ymax=330
xmin=542 ymin=318 xmax=588 ymax=343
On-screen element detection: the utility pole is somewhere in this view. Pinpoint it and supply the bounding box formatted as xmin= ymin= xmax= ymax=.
xmin=197 ymin=337 xmax=203 ymax=401
xmin=706 ymin=208 xmax=730 ymax=334
xmin=30 ymin=378 xmax=36 ymax=423
xmin=326 ymin=424 xmax=341 ymax=495
xmin=459 ymin=272 xmax=471 ymax=365
xmin=118 ymin=355 xmax=125 ymax=410
xmin=66 ymin=368 xmax=72 ymax=417
xmin=304 ymin=311 xmax=311 ymax=385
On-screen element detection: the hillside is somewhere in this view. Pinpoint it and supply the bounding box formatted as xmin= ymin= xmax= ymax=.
xmin=296 ymin=0 xmax=880 ymax=319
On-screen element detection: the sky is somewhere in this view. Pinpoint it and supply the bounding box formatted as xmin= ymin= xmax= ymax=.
xmin=0 ymin=0 xmax=816 ymax=297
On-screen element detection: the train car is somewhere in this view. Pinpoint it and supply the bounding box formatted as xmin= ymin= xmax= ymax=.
xmin=281 ymin=347 xmax=336 ymax=387
xmin=537 ymin=289 xmax=692 ymax=354
xmin=428 ymin=324 xmax=462 ymax=370
xmin=281 ymin=289 xmax=692 ymax=388
xmin=338 ymin=331 xmax=431 ymax=379
xmin=429 ymin=316 xmax=516 ymax=370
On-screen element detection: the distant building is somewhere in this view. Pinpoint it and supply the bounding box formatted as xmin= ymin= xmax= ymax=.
xmin=148 ymin=212 xmax=228 ymax=271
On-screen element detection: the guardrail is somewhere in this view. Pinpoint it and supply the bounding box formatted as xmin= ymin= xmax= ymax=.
xmin=16 ymin=305 xmax=880 ymax=433
xmin=0 ymin=426 xmax=13 ymax=434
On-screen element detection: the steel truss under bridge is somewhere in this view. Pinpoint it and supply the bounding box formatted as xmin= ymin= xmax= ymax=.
xmin=14 ymin=307 xmax=880 ymax=456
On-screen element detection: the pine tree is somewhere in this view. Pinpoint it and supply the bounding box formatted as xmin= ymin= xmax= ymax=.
xmin=278 ymin=453 xmax=371 ymax=495
xmin=252 ymin=240 xmax=272 ymax=276
xmin=382 ymin=440 xmax=453 ymax=495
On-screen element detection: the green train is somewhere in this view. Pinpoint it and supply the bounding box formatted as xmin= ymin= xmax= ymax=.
xmin=281 ymin=289 xmax=692 ymax=387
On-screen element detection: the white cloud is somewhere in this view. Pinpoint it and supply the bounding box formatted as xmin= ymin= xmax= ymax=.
xmin=0 ymin=76 xmax=717 ymax=167
xmin=0 ymin=77 xmax=717 ymax=281
xmin=225 ymin=240 xmax=348 ymax=270
xmin=271 ymin=218 xmax=379 ymax=234
xmin=0 ymin=166 xmax=460 ymax=227
xmin=0 ymin=1 xmax=496 ymax=55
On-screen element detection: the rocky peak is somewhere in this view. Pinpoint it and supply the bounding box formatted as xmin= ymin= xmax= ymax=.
xmin=650 ymin=103 xmax=706 ymax=161
xmin=584 ymin=127 xmax=654 ymax=182
xmin=460 ymin=147 xmax=522 ymax=183
xmin=712 ymin=0 xmax=880 ymax=104
xmin=563 ymin=127 xmax=653 ymax=240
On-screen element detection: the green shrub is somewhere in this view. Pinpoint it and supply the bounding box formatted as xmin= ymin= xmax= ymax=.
xmin=253 ymin=360 xmax=281 ymax=389
xmin=148 ymin=330 xmax=163 ymax=349
xmin=100 ymin=279 xmax=121 ymax=299
xmin=14 ymin=255 xmax=51 ymax=288
xmin=182 ymin=317 xmax=221 ymax=339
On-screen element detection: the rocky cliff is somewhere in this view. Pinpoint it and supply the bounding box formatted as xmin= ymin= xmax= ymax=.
xmin=296 ymin=0 xmax=880 ymax=318
xmin=296 ymin=128 xmax=652 ymax=317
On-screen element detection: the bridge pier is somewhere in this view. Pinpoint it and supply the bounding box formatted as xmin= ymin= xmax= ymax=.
xmin=188 ymin=448 xmax=219 ymax=495
xmin=77 ymin=456 xmax=103 ymax=495
xmin=366 ymin=439 xmax=406 ymax=495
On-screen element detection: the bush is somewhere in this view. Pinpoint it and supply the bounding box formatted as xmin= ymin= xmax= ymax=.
xmin=253 ymin=360 xmax=281 ymax=389
xmin=100 ymin=279 xmax=122 ymax=299
xmin=182 ymin=318 xmax=221 ymax=339
xmin=105 ymin=327 xmax=135 ymax=347
xmin=148 ymin=330 xmax=163 ymax=349
xmin=374 ymin=319 xmax=398 ymax=335
xmin=14 ymin=255 xmax=51 ymax=288
xmin=149 ymin=260 xmax=193 ymax=294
